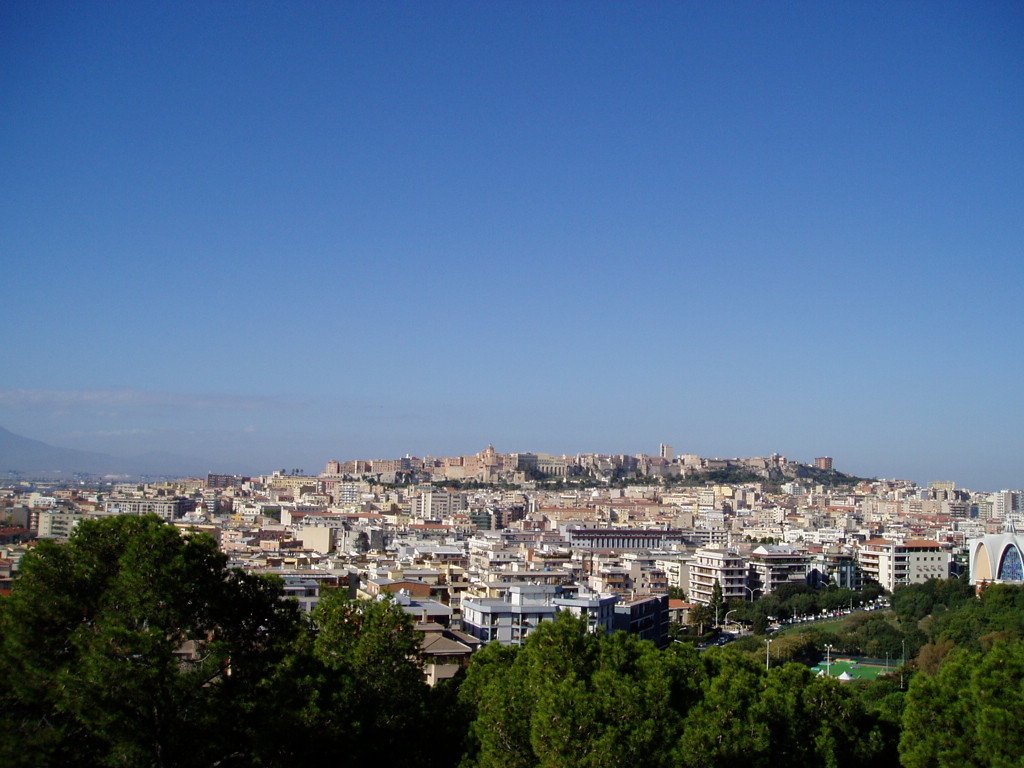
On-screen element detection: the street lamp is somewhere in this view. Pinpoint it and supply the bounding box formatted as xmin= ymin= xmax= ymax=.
xmin=901 ymin=638 xmax=907 ymax=690
xmin=766 ymin=638 xmax=773 ymax=671
xmin=825 ymin=644 xmax=834 ymax=677
xmin=724 ymin=609 xmax=737 ymax=629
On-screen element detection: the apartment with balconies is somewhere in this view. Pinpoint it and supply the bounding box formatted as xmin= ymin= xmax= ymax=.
xmin=747 ymin=544 xmax=810 ymax=594
xmin=857 ymin=538 xmax=949 ymax=591
xmin=689 ymin=547 xmax=751 ymax=605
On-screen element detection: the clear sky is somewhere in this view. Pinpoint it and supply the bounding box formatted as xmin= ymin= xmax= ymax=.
xmin=2 ymin=2 xmax=1022 ymax=489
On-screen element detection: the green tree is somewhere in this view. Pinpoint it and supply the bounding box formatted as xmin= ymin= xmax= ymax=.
xmin=676 ymin=653 xmax=768 ymax=767
xmin=901 ymin=639 xmax=1024 ymax=768
xmin=710 ymin=579 xmax=725 ymax=625
xmin=972 ymin=639 xmax=1024 ymax=767
xmin=461 ymin=646 xmax=535 ymax=768
xmin=750 ymin=602 xmax=771 ymax=635
xmin=689 ymin=603 xmax=715 ymax=635
xmin=931 ymin=583 xmax=1024 ymax=649
xmin=309 ymin=590 xmax=435 ymax=768
xmin=768 ymin=633 xmax=821 ymax=665
xmin=900 ymin=648 xmax=983 ymax=768
xmin=0 ymin=515 xmax=302 ymax=768
xmin=891 ymin=577 xmax=974 ymax=626
xmin=801 ymin=675 xmax=897 ymax=768
xmin=460 ymin=614 xmax=706 ymax=768
xmin=564 ymin=631 xmax=700 ymax=768
xmin=750 ymin=663 xmax=818 ymax=766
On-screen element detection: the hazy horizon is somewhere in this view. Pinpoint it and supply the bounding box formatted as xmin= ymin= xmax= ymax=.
xmin=0 ymin=418 xmax=1012 ymax=493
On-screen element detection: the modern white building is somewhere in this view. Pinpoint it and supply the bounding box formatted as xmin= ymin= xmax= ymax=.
xmin=969 ymin=529 xmax=1024 ymax=585
xmin=461 ymin=586 xmax=560 ymax=645
xmin=409 ymin=490 xmax=467 ymax=520
xmin=689 ymin=547 xmax=750 ymax=605
xmin=461 ymin=585 xmax=618 ymax=645
xmin=36 ymin=510 xmax=86 ymax=539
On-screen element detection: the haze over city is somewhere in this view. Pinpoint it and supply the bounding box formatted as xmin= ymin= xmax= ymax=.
xmin=3 ymin=3 xmax=1022 ymax=490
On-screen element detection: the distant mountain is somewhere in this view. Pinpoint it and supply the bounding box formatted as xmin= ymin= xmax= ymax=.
xmin=0 ymin=426 xmax=208 ymax=478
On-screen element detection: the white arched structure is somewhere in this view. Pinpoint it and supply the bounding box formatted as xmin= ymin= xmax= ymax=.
xmin=970 ymin=532 xmax=1024 ymax=586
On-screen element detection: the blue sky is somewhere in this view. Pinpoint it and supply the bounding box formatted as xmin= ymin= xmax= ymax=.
xmin=2 ymin=2 xmax=1022 ymax=489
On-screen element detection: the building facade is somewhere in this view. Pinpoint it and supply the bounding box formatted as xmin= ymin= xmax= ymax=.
xmin=103 ymin=497 xmax=194 ymax=521
xmin=689 ymin=547 xmax=750 ymax=605
xmin=747 ymin=544 xmax=810 ymax=594
xmin=857 ymin=539 xmax=949 ymax=592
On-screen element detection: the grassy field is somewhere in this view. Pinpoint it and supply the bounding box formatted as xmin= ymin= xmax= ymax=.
xmin=809 ymin=658 xmax=899 ymax=681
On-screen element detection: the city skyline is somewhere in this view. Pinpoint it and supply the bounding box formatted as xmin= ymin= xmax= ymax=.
xmin=0 ymin=419 xmax=1013 ymax=494
xmin=3 ymin=3 xmax=1022 ymax=491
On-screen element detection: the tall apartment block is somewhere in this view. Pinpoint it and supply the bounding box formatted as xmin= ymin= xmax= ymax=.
xmin=856 ymin=539 xmax=949 ymax=592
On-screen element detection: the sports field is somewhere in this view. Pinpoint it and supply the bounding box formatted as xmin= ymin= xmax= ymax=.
xmin=809 ymin=658 xmax=901 ymax=681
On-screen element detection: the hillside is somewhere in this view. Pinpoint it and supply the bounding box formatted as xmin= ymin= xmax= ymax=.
xmin=0 ymin=426 xmax=207 ymax=478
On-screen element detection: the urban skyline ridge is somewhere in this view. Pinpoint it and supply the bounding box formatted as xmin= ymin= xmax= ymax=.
xmin=6 ymin=422 xmax=1018 ymax=495
xmin=260 ymin=447 xmax=1007 ymax=496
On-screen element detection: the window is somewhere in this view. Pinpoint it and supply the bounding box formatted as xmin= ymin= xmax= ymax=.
xmin=998 ymin=545 xmax=1024 ymax=582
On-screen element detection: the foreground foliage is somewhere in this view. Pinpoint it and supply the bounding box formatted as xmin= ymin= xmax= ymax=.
xmin=0 ymin=516 xmax=447 ymax=768
xmin=900 ymin=640 xmax=1024 ymax=768
xmin=0 ymin=515 xmax=304 ymax=767
xmin=458 ymin=613 xmax=900 ymax=768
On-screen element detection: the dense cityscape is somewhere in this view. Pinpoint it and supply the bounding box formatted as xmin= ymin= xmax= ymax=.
xmin=6 ymin=443 xmax=1019 ymax=603
xmin=2 ymin=442 xmax=1022 ymax=766
xmin=4 ymin=442 xmax=1021 ymax=640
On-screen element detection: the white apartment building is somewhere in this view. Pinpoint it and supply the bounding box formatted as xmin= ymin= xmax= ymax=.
xmin=103 ymin=496 xmax=193 ymax=521
xmin=655 ymin=554 xmax=693 ymax=595
xmin=462 ymin=585 xmax=561 ymax=645
xmin=991 ymin=490 xmax=1024 ymax=521
xmin=856 ymin=539 xmax=949 ymax=592
xmin=36 ymin=510 xmax=86 ymax=539
xmin=409 ymin=490 xmax=467 ymax=520
xmin=689 ymin=547 xmax=750 ymax=605
xmin=747 ymin=544 xmax=810 ymax=594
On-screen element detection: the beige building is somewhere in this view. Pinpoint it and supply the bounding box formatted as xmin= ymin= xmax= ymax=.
xmin=103 ymin=496 xmax=194 ymax=521
xmin=295 ymin=525 xmax=334 ymax=554
xmin=36 ymin=510 xmax=86 ymax=539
